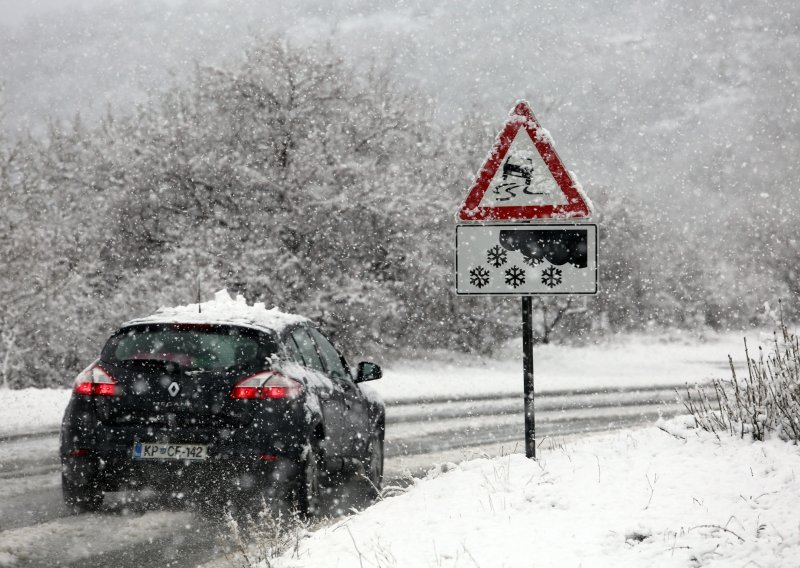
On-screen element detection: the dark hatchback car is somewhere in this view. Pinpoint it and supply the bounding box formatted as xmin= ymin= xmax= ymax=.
xmin=60 ymin=293 xmax=385 ymax=515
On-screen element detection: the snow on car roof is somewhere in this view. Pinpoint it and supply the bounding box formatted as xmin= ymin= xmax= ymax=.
xmin=122 ymin=289 xmax=308 ymax=333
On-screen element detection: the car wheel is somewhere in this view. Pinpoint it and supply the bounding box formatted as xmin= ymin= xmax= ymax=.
xmin=62 ymin=472 xmax=104 ymax=514
xmin=294 ymin=441 xmax=322 ymax=518
xmin=363 ymin=430 xmax=384 ymax=496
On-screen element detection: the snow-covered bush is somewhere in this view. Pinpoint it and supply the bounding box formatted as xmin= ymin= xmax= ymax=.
xmin=0 ymin=37 xmax=523 ymax=387
xmin=685 ymin=319 xmax=800 ymax=442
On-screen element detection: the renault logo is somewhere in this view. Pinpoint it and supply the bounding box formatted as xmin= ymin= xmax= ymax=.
xmin=167 ymin=382 xmax=180 ymax=397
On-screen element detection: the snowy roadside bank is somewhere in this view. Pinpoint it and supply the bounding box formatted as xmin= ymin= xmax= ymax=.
xmin=0 ymin=331 xmax=756 ymax=438
xmin=0 ymin=389 xmax=71 ymax=439
xmin=265 ymin=417 xmax=800 ymax=568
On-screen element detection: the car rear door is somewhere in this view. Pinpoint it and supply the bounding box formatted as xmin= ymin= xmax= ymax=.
xmin=286 ymin=326 xmax=347 ymax=457
xmin=309 ymin=327 xmax=370 ymax=458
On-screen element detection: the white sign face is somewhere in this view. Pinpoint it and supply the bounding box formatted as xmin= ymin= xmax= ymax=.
xmin=456 ymin=224 xmax=598 ymax=295
xmin=476 ymin=129 xmax=567 ymax=209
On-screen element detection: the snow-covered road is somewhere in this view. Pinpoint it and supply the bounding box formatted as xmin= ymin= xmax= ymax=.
xmin=0 ymin=386 xmax=686 ymax=567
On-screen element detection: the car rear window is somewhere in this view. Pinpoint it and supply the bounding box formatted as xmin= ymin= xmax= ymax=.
xmin=101 ymin=324 xmax=277 ymax=371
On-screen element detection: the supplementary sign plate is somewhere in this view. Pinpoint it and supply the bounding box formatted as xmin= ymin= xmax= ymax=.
xmin=456 ymin=224 xmax=598 ymax=295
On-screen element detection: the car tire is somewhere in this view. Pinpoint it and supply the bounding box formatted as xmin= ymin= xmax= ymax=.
xmin=362 ymin=430 xmax=384 ymax=497
xmin=293 ymin=440 xmax=322 ymax=518
xmin=62 ymin=472 xmax=104 ymax=514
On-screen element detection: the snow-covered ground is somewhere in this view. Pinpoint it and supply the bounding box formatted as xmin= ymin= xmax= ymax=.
xmin=0 ymin=331 xmax=757 ymax=438
xmin=261 ymin=417 xmax=800 ymax=568
xmin=0 ymin=388 xmax=71 ymax=438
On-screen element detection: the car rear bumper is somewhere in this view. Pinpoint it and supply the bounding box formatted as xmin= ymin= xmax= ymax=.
xmin=62 ymin=451 xmax=302 ymax=494
xmin=61 ymin=419 xmax=308 ymax=493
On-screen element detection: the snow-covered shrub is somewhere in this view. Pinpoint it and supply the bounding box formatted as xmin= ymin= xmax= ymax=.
xmin=685 ymin=319 xmax=800 ymax=442
xmin=0 ymin=37 xmax=518 ymax=387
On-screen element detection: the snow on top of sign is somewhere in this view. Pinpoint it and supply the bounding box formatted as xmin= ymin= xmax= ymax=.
xmin=123 ymin=289 xmax=307 ymax=332
xmin=534 ymin=124 xmax=555 ymax=146
xmin=568 ymin=170 xmax=595 ymax=217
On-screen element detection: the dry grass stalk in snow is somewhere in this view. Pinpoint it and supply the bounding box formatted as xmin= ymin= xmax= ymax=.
xmin=221 ymin=501 xmax=309 ymax=568
xmin=685 ymin=319 xmax=800 ymax=442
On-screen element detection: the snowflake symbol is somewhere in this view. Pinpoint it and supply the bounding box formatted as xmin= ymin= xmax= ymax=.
xmin=504 ymin=265 xmax=526 ymax=288
xmin=486 ymin=245 xmax=508 ymax=268
xmin=522 ymin=255 xmax=543 ymax=267
xmin=541 ymin=266 xmax=563 ymax=288
xmin=469 ymin=266 xmax=490 ymax=289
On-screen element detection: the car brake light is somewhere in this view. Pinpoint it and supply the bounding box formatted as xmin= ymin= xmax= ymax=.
xmin=73 ymin=364 xmax=117 ymax=397
xmin=230 ymin=372 xmax=303 ymax=400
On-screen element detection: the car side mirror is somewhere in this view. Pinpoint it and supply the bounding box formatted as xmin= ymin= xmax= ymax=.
xmin=355 ymin=361 xmax=382 ymax=383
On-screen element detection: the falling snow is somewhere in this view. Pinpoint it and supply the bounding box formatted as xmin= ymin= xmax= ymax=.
xmin=0 ymin=1 xmax=798 ymax=566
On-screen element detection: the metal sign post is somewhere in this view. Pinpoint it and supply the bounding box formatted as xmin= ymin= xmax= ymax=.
xmin=454 ymin=100 xmax=597 ymax=460
xmin=522 ymin=296 xmax=536 ymax=459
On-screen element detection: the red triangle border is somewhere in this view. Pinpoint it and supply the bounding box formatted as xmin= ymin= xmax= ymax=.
xmin=457 ymin=101 xmax=591 ymax=222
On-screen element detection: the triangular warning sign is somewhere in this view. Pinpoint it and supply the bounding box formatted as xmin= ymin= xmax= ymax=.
xmin=457 ymin=101 xmax=591 ymax=222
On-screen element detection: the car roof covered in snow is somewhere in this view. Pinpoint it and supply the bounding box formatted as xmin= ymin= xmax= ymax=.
xmin=121 ymin=289 xmax=308 ymax=334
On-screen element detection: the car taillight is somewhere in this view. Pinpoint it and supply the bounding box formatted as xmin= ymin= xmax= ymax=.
xmin=230 ymin=372 xmax=303 ymax=400
xmin=73 ymin=363 xmax=117 ymax=397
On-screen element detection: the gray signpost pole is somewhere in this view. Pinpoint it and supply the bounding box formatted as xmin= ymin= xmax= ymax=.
xmin=522 ymin=296 xmax=536 ymax=459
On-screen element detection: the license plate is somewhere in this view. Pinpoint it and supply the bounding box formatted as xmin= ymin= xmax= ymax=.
xmin=133 ymin=442 xmax=208 ymax=461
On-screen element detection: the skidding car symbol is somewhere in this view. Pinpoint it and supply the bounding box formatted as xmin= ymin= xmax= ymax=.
xmin=59 ymin=291 xmax=385 ymax=517
xmin=501 ymin=156 xmax=534 ymax=187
